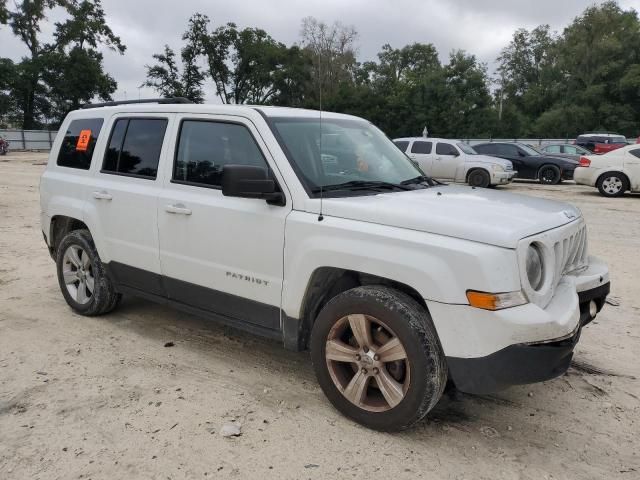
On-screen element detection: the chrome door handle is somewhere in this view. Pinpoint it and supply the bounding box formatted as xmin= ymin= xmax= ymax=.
xmin=92 ymin=190 xmax=113 ymax=200
xmin=165 ymin=203 xmax=192 ymax=215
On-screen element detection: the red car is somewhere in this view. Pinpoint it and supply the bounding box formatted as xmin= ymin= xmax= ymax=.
xmin=575 ymin=133 xmax=628 ymax=154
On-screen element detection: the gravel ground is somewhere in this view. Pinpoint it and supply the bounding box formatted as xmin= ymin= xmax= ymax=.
xmin=1 ymin=152 xmax=638 ymax=479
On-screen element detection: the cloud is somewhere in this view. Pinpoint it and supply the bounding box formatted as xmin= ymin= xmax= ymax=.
xmin=1 ymin=0 xmax=637 ymax=102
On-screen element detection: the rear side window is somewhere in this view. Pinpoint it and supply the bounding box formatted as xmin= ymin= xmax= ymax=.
xmin=411 ymin=141 xmax=432 ymax=154
xmin=435 ymin=143 xmax=458 ymax=155
xmin=474 ymin=144 xmax=493 ymax=154
xmin=394 ymin=140 xmax=409 ymax=152
xmin=173 ymin=120 xmax=268 ymax=188
xmin=102 ymin=118 xmax=168 ymax=179
xmin=546 ymin=145 xmax=562 ymax=153
xmin=56 ymin=118 xmax=104 ymax=170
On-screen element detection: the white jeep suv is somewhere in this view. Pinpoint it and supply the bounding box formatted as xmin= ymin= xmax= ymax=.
xmin=40 ymin=99 xmax=610 ymax=431
xmin=394 ymin=137 xmax=516 ymax=187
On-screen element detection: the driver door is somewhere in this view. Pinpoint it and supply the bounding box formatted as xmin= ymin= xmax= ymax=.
xmin=157 ymin=114 xmax=290 ymax=331
xmin=431 ymin=142 xmax=462 ymax=179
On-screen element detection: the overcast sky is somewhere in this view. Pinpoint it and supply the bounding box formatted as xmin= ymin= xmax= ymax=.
xmin=0 ymin=0 xmax=637 ymax=102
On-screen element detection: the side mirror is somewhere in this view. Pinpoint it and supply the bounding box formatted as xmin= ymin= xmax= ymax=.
xmin=452 ymin=151 xmax=460 ymax=157
xmin=221 ymin=165 xmax=285 ymax=205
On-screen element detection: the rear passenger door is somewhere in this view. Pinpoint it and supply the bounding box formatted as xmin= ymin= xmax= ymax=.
xmin=157 ymin=114 xmax=290 ymax=331
xmin=85 ymin=114 xmax=173 ymax=295
xmin=407 ymin=140 xmax=434 ymax=174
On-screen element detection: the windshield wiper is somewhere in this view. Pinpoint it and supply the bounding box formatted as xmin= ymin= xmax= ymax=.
xmin=400 ymin=175 xmax=436 ymax=187
xmin=311 ymin=180 xmax=413 ymax=193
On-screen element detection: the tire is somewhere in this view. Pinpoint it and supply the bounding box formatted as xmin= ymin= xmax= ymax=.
xmin=310 ymin=286 xmax=447 ymax=431
xmin=596 ymin=172 xmax=629 ymax=197
xmin=538 ymin=165 xmax=561 ymax=184
xmin=56 ymin=229 xmax=121 ymax=316
xmin=467 ymin=169 xmax=491 ymax=188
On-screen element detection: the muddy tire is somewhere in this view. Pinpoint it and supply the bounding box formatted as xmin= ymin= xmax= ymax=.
xmin=538 ymin=165 xmax=561 ymax=184
xmin=468 ymin=169 xmax=491 ymax=188
xmin=310 ymin=286 xmax=447 ymax=431
xmin=56 ymin=229 xmax=121 ymax=316
xmin=596 ymin=172 xmax=629 ymax=197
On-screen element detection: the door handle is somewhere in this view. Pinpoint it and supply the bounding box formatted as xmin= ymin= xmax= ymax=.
xmin=165 ymin=203 xmax=192 ymax=215
xmin=92 ymin=190 xmax=112 ymax=200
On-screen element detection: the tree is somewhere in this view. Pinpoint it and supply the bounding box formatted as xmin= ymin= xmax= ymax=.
xmin=1 ymin=0 xmax=125 ymax=127
xmin=299 ymin=16 xmax=359 ymax=102
xmin=143 ymin=15 xmax=207 ymax=103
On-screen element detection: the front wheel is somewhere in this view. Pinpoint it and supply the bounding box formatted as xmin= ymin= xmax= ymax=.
xmin=467 ymin=169 xmax=491 ymax=188
xmin=310 ymin=286 xmax=447 ymax=431
xmin=597 ymin=172 xmax=629 ymax=197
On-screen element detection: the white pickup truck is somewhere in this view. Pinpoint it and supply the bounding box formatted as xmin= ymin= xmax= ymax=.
xmin=40 ymin=99 xmax=610 ymax=431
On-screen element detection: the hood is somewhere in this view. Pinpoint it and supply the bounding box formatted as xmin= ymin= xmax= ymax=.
xmin=318 ymin=185 xmax=581 ymax=248
xmin=467 ymin=154 xmax=513 ymax=168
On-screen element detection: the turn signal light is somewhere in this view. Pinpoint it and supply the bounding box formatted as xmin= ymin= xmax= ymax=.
xmin=466 ymin=290 xmax=527 ymax=311
xmin=579 ymin=156 xmax=591 ymax=167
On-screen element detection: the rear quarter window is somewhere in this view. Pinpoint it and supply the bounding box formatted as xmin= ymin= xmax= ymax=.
xmin=56 ymin=118 xmax=104 ymax=170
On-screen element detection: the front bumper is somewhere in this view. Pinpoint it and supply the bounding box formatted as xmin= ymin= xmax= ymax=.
xmin=491 ymin=170 xmax=516 ymax=185
xmin=426 ymin=255 xmax=610 ymax=394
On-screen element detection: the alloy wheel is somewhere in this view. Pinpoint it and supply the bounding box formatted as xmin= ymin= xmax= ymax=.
xmin=62 ymin=245 xmax=94 ymax=305
xmin=602 ymin=176 xmax=623 ymax=195
xmin=325 ymin=314 xmax=410 ymax=412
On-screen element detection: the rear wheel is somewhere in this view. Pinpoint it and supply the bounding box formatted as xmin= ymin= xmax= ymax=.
xmin=468 ymin=169 xmax=491 ymax=188
xmin=56 ymin=229 xmax=121 ymax=316
xmin=538 ymin=165 xmax=561 ymax=184
xmin=597 ymin=172 xmax=628 ymax=197
xmin=310 ymin=286 xmax=447 ymax=431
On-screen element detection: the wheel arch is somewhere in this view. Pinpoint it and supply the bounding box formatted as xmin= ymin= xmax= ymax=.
xmin=536 ymin=163 xmax=561 ymax=178
xmin=291 ymin=267 xmax=429 ymax=351
xmin=465 ymin=167 xmax=490 ymax=183
xmin=596 ymin=169 xmax=630 ymax=188
xmin=49 ymin=215 xmax=90 ymax=258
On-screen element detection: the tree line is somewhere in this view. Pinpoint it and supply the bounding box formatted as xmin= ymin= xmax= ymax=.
xmin=1 ymin=1 xmax=639 ymax=139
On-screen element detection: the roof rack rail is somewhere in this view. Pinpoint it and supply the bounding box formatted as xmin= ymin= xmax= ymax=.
xmin=82 ymin=97 xmax=193 ymax=109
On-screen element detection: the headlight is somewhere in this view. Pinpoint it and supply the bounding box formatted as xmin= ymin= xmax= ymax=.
xmin=491 ymin=164 xmax=505 ymax=172
xmin=526 ymin=243 xmax=544 ymax=290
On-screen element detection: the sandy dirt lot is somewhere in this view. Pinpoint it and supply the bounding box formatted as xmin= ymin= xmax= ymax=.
xmin=1 ymin=152 xmax=638 ymax=480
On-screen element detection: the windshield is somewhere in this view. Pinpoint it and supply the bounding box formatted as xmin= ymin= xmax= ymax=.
xmin=457 ymin=142 xmax=477 ymax=155
xmin=269 ymin=117 xmax=426 ymax=196
xmin=519 ymin=144 xmax=541 ymax=156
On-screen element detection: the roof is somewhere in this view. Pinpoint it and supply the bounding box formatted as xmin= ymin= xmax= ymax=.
xmin=76 ymin=102 xmax=359 ymax=120
xmin=393 ymin=137 xmax=452 ymax=142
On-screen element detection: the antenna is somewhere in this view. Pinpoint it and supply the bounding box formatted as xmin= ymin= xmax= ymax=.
xmin=317 ymin=47 xmax=324 ymax=222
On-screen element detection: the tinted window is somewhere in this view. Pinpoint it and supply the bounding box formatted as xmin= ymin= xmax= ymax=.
xmin=57 ymin=118 xmax=104 ymax=170
xmin=394 ymin=140 xmax=409 ymax=152
xmin=411 ymin=141 xmax=432 ymax=154
xmin=495 ymin=144 xmax=520 ymax=157
xmin=630 ymin=149 xmax=640 ymax=159
xmin=102 ymin=118 xmax=168 ymax=179
xmin=174 ymin=120 xmax=268 ymax=187
xmin=474 ymin=144 xmax=495 ymax=154
xmin=436 ymin=143 xmax=458 ymax=156
xmin=545 ymin=145 xmax=562 ymax=153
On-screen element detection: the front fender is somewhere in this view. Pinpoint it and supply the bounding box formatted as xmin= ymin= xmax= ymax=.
xmin=282 ymin=211 xmax=521 ymax=319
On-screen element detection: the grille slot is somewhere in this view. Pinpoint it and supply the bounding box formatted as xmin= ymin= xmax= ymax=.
xmin=554 ymin=224 xmax=588 ymax=279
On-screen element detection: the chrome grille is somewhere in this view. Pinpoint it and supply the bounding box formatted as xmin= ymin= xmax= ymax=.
xmin=553 ymin=223 xmax=588 ymax=281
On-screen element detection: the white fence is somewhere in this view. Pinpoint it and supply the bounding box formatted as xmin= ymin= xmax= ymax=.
xmin=0 ymin=129 xmax=59 ymax=150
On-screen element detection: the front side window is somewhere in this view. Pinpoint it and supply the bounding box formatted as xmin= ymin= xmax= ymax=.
xmin=269 ymin=117 xmax=423 ymax=196
xmin=435 ymin=143 xmax=458 ymax=156
xmin=394 ymin=140 xmax=409 ymax=152
xmin=102 ymin=118 xmax=168 ymax=179
xmin=57 ymin=118 xmax=104 ymax=170
xmin=411 ymin=141 xmax=432 ymax=154
xmin=173 ymin=120 xmax=268 ymax=188
xmin=629 ymin=148 xmax=640 ymax=159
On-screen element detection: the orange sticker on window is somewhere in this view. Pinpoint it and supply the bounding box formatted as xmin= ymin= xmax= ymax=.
xmin=76 ymin=130 xmax=92 ymax=151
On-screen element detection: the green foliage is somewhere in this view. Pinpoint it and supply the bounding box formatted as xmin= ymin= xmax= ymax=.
xmin=0 ymin=0 xmax=125 ymax=128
